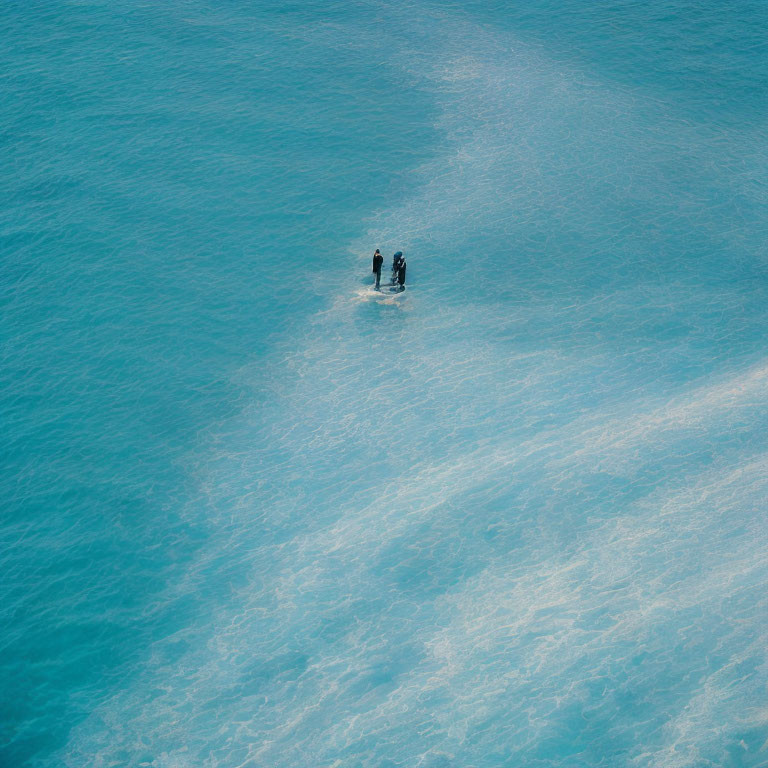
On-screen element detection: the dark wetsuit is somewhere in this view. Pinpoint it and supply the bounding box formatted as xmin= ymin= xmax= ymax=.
xmin=397 ymin=259 xmax=406 ymax=289
xmin=372 ymin=252 xmax=383 ymax=288
xmin=392 ymin=254 xmax=403 ymax=284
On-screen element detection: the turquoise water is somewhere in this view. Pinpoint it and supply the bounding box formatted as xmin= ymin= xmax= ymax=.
xmin=2 ymin=1 xmax=767 ymax=766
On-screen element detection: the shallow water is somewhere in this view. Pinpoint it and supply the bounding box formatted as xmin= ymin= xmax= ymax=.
xmin=2 ymin=1 xmax=767 ymax=766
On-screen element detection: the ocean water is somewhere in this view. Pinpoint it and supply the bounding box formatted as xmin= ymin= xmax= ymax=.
xmin=2 ymin=1 xmax=767 ymax=766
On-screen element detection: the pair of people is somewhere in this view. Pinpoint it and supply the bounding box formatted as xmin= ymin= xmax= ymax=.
xmin=372 ymin=249 xmax=406 ymax=291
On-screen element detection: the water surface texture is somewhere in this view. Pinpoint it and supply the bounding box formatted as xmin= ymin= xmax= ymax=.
xmin=2 ymin=1 xmax=768 ymax=766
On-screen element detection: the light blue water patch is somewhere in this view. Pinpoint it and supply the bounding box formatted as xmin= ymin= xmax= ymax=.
xmin=2 ymin=1 xmax=768 ymax=767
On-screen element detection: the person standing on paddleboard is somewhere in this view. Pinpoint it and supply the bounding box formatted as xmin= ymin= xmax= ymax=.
xmin=397 ymin=254 xmax=406 ymax=291
xmin=391 ymin=251 xmax=403 ymax=284
xmin=372 ymin=249 xmax=383 ymax=289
